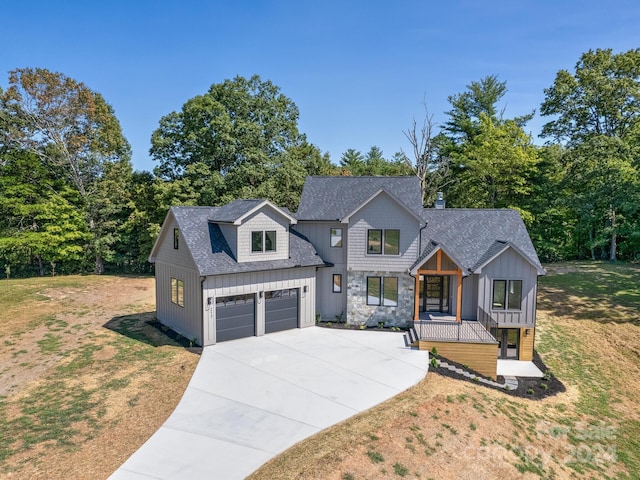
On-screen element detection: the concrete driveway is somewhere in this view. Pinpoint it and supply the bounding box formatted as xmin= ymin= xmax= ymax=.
xmin=110 ymin=327 xmax=429 ymax=480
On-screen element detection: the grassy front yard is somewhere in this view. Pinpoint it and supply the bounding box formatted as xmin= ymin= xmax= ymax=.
xmin=248 ymin=261 xmax=640 ymax=480
xmin=0 ymin=262 xmax=638 ymax=479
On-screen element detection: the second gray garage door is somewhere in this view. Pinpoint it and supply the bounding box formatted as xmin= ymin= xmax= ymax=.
xmin=265 ymin=289 xmax=298 ymax=334
xmin=216 ymin=294 xmax=255 ymax=342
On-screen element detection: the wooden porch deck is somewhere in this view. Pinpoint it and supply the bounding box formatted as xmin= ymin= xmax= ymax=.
xmin=414 ymin=319 xmax=497 ymax=344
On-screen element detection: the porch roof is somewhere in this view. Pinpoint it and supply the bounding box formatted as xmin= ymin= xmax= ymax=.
xmin=409 ymin=240 xmax=466 ymax=276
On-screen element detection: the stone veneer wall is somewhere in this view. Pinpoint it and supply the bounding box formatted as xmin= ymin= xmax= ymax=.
xmin=346 ymin=270 xmax=415 ymax=327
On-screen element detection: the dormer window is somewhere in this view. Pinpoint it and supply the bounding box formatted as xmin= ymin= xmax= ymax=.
xmin=251 ymin=230 xmax=277 ymax=253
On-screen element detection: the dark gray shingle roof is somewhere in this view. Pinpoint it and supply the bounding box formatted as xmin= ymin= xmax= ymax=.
xmin=209 ymin=199 xmax=265 ymax=223
xmin=170 ymin=206 xmax=325 ymax=276
xmin=296 ymin=176 xmax=423 ymax=221
xmin=416 ymin=209 xmax=544 ymax=274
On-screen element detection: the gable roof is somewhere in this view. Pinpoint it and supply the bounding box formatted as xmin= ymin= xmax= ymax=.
xmin=418 ymin=209 xmax=545 ymax=275
xmin=211 ymin=199 xmax=297 ymax=225
xmin=409 ymin=240 xmax=467 ymax=275
xmin=296 ymin=176 xmax=424 ymax=221
xmin=150 ymin=206 xmax=325 ymax=276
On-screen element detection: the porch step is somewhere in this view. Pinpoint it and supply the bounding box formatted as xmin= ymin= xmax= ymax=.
xmin=405 ymin=327 xmax=419 ymax=347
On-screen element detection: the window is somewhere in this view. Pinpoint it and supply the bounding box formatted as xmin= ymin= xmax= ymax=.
xmin=384 ymin=229 xmax=400 ymax=255
xmin=252 ymin=230 xmax=277 ymax=253
xmin=367 ymin=230 xmax=382 ymax=254
xmin=265 ymin=230 xmax=276 ymax=252
xmin=383 ymin=277 xmax=398 ymax=306
xmin=367 ymin=229 xmax=399 ymax=255
xmin=333 ymin=274 xmax=342 ymax=293
xmin=330 ymin=228 xmax=343 ymax=248
xmin=171 ymin=278 xmax=184 ymax=307
xmin=367 ymin=276 xmax=398 ymax=306
xmin=367 ymin=277 xmax=381 ymax=305
xmin=251 ymin=231 xmax=263 ymax=252
xmin=173 ymin=228 xmax=179 ymax=249
xmin=492 ymin=279 xmax=522 ymax=310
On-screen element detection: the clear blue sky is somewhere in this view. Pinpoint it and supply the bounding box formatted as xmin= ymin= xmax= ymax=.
xmin=2 ymin=0 xmax=639 ymax=172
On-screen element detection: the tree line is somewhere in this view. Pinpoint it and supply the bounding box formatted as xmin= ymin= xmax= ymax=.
xmin=1 ymin=48 xmax=639 ymax=277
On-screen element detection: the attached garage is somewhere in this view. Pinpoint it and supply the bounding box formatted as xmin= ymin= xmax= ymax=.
xmin=265 ymin=288 xmax=299 ymax=334
xmin=216 ymin=294 xmax=256 ymax=342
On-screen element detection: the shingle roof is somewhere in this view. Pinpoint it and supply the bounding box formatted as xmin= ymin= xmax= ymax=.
xmin=416 ymin=209 xmax=544 ymax=274
xmin=296 ymin=176 xmax=423 ymax=221
xmin=168 ymin=206 xmax=325 ymax=276
xmin=209 ymin=199 xmax=264 ymax=223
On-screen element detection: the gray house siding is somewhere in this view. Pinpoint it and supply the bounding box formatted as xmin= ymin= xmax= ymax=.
xmin=153 ymin=215 xmax=203 ymax=344
xmin=294 ymin=221 xmax=347 ymax=321
xmin=477 ymin=248 xmax=538 ymax=327
xmin=155 ymin=261 xmax=203 ymax=345
xmin=461 ymin=274 xmax=479 ymax=319
xmin=202 ymin=267 xmax=316 ymax=346
xmin=236 ymin=209 xmax=290 ymax=263
xmin=347 ymin=192 xmax=420 ymax=272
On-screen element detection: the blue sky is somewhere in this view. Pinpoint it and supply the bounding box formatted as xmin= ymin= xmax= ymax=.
xmin=2 ymin=0 xmax=639 ymax=172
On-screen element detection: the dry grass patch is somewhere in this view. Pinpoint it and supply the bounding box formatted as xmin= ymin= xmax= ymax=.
xmin=0 ymin=275 xmax=200 ymax=479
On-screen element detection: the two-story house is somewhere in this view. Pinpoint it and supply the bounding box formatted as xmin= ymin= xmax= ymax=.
xmin=150 ymin=176 xmax=544 ymax=378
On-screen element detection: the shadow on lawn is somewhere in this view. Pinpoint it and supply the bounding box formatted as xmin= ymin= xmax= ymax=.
xmin=104 ymin=312 xmax=202 ymax=353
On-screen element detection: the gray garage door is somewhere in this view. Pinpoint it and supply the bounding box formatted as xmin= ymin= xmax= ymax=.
xmin=216 ymin=294 xmax=255 ymax=342
xmin=265 ymin=288 xmax=298 ymax=334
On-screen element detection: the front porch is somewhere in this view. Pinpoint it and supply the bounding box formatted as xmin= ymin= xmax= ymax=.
xmin=414 ymin=319 xmax=496 ymax=343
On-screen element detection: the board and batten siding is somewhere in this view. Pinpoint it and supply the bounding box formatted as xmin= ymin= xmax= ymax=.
xmin=202 ymin=267 xmax=316 ymax=346
xmin=236 ymin=208 xmax=290 ymax=263
xmin=461 ymin=274 xmax=479 ymax=319
xmin=155 ymin=261 xmax=203 ymax=345
xmin=153 ymin=214 xmax=204 ymax=344
xmin=477 ymin=248 xmax=538 ymax=327
xmin=347 ymin=192 xmax=420 ymax=272
xmin=294 ymin=221 xmax=347 ymax=320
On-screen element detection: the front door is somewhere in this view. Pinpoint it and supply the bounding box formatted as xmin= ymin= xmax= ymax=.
xmin=497 ymin=328 xmax=519 ymax=359
xmin=422 ymin=275 xmax=449 ymax=313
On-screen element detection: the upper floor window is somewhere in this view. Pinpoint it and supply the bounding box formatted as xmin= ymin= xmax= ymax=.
xmin=367 ymin=229 xmax=400 ymax=255
xmin=251 ymin=230 xmax=277 ymax=253
xmin=492 ymin=279 xmax=522 ymax=310
xmin=330 ymin=228 xmax=343 ymax=248
xmin=173 ymin=228 xmax=179 ymax=249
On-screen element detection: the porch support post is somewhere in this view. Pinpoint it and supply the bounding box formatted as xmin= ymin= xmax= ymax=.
xmin=456 ymin=269 xmax=462 ymax=323
xmin=414 ymin=272 xmax=420 ymax=321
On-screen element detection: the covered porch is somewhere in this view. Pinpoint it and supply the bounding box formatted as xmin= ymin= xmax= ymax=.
xmin=412 ymin=246 xmax=464 ymax=323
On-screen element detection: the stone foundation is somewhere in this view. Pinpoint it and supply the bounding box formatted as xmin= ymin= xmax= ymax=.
xmin=346 ymin=270 xmax=414 ymax=327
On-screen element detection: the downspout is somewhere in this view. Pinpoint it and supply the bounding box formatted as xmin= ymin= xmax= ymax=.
xmin=200 ymin=276 xmax=206 ymax=347
xmin=411 ymin=221 xmax=429 ymax=323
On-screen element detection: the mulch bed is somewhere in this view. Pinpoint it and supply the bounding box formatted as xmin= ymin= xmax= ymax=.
xmin=430 ymin=351 xmax=566 ymax=400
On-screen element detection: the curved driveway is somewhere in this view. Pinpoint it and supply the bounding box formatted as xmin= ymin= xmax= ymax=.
xmin=110 ymin=327 xmax=429 ymax=480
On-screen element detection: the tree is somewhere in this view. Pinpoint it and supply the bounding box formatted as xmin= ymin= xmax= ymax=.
xmin=340 ymin=148 xmax=365 ymax=175
xmin=403 ymin=104 xmax=452 ymax=205
xmin=541 ymin=49 xmax=640 ymax=260
xmin=447 ymin=114 xmax=539 ymax=217
xmin=0 ymin=68 xmax=132 ymax=273
xmin=150 ymin=75 xmax=304 ymax=180
xmin=541 ymin=48 xmax=640 ymax=144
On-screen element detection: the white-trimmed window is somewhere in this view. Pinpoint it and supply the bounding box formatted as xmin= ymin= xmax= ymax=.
xmin=492 ymin=279 xmax=522 ymax=310
xmin=333 ymin=274 xmax=342 ymax=293
xmin=367 ymin=229 xmax=399 ymax=255
xmin=171 ymin=277 xmax=184 ymax=307
xmin=251 ymin=230 xmax=276 ymax=253
xmin=367 ymin=276 xmax=398 ymax=306
xmin=330 ymin=228 xmax=343 ymax=248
